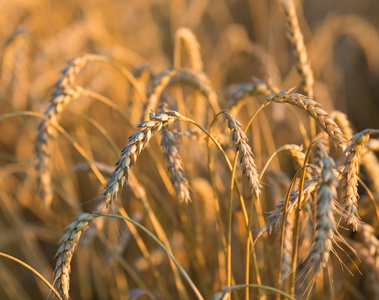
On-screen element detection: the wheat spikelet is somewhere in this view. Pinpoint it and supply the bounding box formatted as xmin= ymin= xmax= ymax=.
xmin=281 ymin=0 xmax=314 ymax=99
xmin=307 ymin=155 xmax=338 ymax=276
xmin=54 ymin=213 xmax=96 ymax=300
xmin=174 ymin=27 xmax=203 ymax=72
xmin=340 ymin=130 xmax=371 ymax=231
xmin=266 ymin=89 xmax=346 ymax=148
xmin=224 ymin=112 xmax=261 ymax=200
xmin=160 ymin=106 xmax=191 ymax=203
xmin=103 ymin=110 xmax=182 ymax=206
xmin=35 ymin=86 xmax=82 ymax=207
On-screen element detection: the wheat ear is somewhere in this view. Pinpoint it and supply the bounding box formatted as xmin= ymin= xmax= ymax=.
xmin=281 ymin=0 xmax=314 ymax=99
xmin=35 ymin=86 xmax=82 ymax=206
xmin=339 ymin=129 xmax=378 ymax=231
xmin=103 ymin=110 xmax=182 ymax=206
xmin=266 ymin=89 xmax=346 ymax=148
xmin=160 ymin=113 xmax=191 ymax=203
xmin=54 ymin=213 xmax=96 ymax=300
xmin=224 ymin=112 xmax=261 ymax=200
xmin=307 ymin=155 xmax=338 ymax=277
xmin=174 ymin=27 xmax=203 ymax=72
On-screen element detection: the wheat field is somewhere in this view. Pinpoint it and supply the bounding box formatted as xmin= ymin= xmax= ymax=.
xmin=0 ymin=0 xmax=379 ymax=299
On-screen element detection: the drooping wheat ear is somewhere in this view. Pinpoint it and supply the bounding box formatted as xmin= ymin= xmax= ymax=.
xmin=55 ymin=53 xmax=108 ymax=89
xmin=281 ymin=0 xmax=314 ymax=99
xmin=54 ymin=213 xmax=96 ymax=300
xmin=160 ymin=105 xmax=191 ymax=203
xmin=266 ymin=89 xmax=347 ymax=148
xmin=35 ymin=86 xmax=82 ymax=207
xmin=224 ymin=112 xmax=261 ymax=200
xmin=331 ymin=111 xmax=379 ymax=191
xmin=174 ymin=27 xmax=203 ymax=72
xmin=103 ymin=110 xmax=182 ymax=206
xmin=226 ymin=77 xmax=275 ymax=113
xmin=307 ymin=155 xmax=338 ymax=277
xmin=340 ymin=130 xmax=373 ymax=231
xmin=141 ymin=68 xmax=219 ymax=122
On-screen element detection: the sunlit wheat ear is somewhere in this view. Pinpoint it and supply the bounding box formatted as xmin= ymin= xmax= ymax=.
xmin=307 ymin=155 xmax=338 ymax=278
xmin=103 ymin=110 xmax=182 ymax=206
xmin=174 ymin=27 xmax=203 ymax=72
xmin=266 ymin=89 xmax=347 ymax=148
xmin=224 ymin=112 xmax=261 ymax=201
xmin=54 ymin=213 xmax=96 ymax=300
xmin=160 ymin=106 xmax=191 ymax=203
xmin=281 ymin=0 xmax=314 ymax=98
xmin=35 ymin=86 xmax=82 ymax=207
xmin=340 ymin=130 xmax=371 ymax=231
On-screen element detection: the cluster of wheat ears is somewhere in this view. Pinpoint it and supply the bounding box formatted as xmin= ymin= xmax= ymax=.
xmin=1 ymin=0 xmax=379 ymax=299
